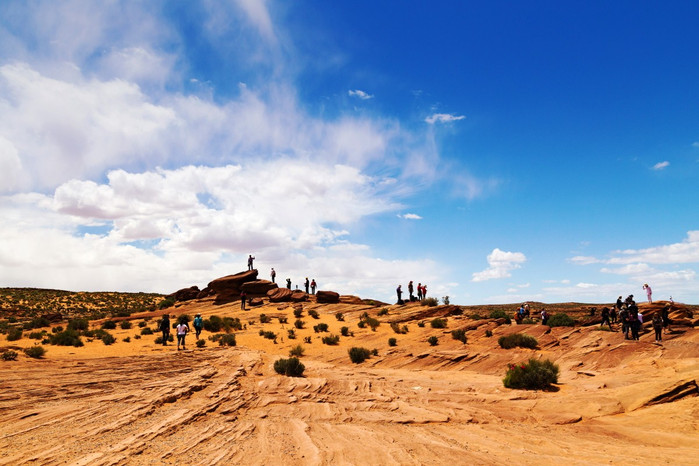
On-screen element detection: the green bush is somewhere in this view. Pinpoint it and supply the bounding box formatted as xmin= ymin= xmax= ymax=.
xmin=498 ymin=333 xmax=538 ymax=349
xmin=451 ymin=329 xmax=467 ymax=343
xmin=340 ymin=326 xmax=350 ymax=336
xmin=196 ymin=339 xmax=206 ymax=347
xmin=24 ymin=346 xmax=46 ymax=359
xmin=140 ymin=327 xmax=153 ymax=335
xmin=371 ymin=348 xmax=379 ymax=356
xmin=427 ymin=336 xmax=438 ymax=346
xmin=123 ymin=337 xmax=131 ymax=343
xmin=547 ymin=313 xmax=575 ymax=327
xmin=67 ymin=318 xmax=89 ymax=331
xmin=390 ymin=322 xmax=408 ymax=334
xmin=218 ymin=333 xmax=237 ymax=346
xmin=101 ymin=320 xmax=117 ymax=329
xmin=274 ymin=357 xmax=305 ymax=377
xmin=485 ymin=329 xmax=493 ymax=337
xmin=335 ymin=312 xmax=344 ymax=321
xmin=294 ymin=319 xmax=305 ymax=329
xmin=521 ymin=318 xmax=535 ymax=324
xmin=138 ymin=321 xmax=147 ymax=328
xmin=177 ymin=314 xmax=191 ymax=325
xmin=348 ymin=347 xmax=371 ymax=364
xmin=259 ymin=314 xmax=271 ymax=324
xmin=422 ymin=297 xmax=439 ymax=307
xmin=50 ymin=329 xmax=84 ymax=347
xmin=377 ymin=308 xmax=389 ymax=316
xmin=357 ymin=320 xmax=366 ymax=328
xmin=313 ymin=323 xmax=329 ymax=333
xmin=287 ymin=329 xmax=296 ymax=339
xmin=388 ymin=337 xmax=397 ymax=347
xmin=293 ymin=308 xmax=303 ymax=318
xmin=489 ymin=310 xmax=512 ymax=324
xmin=2 ymin=350 xmax=18 ymax=361
xmin=101 ymin=332 xmax=116 ymax=345
xmin=7 ymin=327 xmax=23 ymax=341
xmin=25 ymin=317 xmax=51 ymax=329
xmin=430 ymin=318 xmax=447 ymax=329
xmin=364 ymin=317 xmax=380 ymax=331
xmin=134 ymin=334 xmax=141 ymax=340
xmin=223 ymin=317 xmax=242 ymax=331
xmin=322 ymin=334 xmax=340 ymax=345
xmin=278 ymin=316 xmax=288 ymax=324
xmin=52 ymin=326 xmax=63 ymax=333
xmin=28 ymin=331 xmax=45 ymax=340
xmin=158 ymin=296 xmax=175 ymax=309
xmin=417 ymin=321 xmax=426 ymax=328
xmin=503 ymin=358 xmax=559 ymax=390
xmin=308 ymin=310 xmax=319 ymax=319
xmin=203 ymin=315 xmax=223 ymax=332
xmin=289 ymin=344 xmax=305 ymax=357
xmin=120 ymin=321 xmax=132 ymax=329
xmin=261 ymin=331 xmax=277 ymax=340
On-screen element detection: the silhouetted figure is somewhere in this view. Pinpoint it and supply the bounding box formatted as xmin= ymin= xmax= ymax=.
xmin=193 ymin=313 xmax=203 ymax=339
xmin=247 ymin=254 xmax=255 ymax=271
xmin=304 ymin=277 xmax=310 ymax=294
xmin=286 ymin=278 xmax=291 ymax=290
xmin=652 ymin=313 xmax=663 ymax=342
xmin=408 ymin=281 xmax=414 ymax=300
xmin=159 ymin=314 xmax=170 ymax=346
xmin=271 ymin=268 xmax=276 ymax=283
xmin=662 ymin=305 xmax=671 ymax=333
xmin=240 ymin=291 xmax=247 ymax=310
xmin=310 ymin=279 xmax=316 ymax=294
xmin=396 ymin=285 xmax=403 ymax=304
xmin=417 ymin=283 xmax=423 ymax=300
xmin=601 ymin=307 xmax=612 ymax=331
xmin=422 ymin=284 xmax=428 ymax=299
xmin=540 ymin=308 xmax=548 ymax=325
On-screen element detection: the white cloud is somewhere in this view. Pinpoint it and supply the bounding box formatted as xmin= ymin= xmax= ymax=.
xmin=652 ymin=160 xmax=670 ymax=170
xmin=398 ymin=213 xmax=422 ymax=220
xmin=569 ymin=255 xmax=601 ymax=265
xmin=425 ymin=113 xmax=466 ymax=124
xmin=472 ymin=248 xmax=526 ymax=282
xmin=608 ymin=231 xmax=699 ymax=265
xmin=600 ymin=263 xmax=652 ymax=275
xmin=348 ymin=89 xmax=374 ymax=100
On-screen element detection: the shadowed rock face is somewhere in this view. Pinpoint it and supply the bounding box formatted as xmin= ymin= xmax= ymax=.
xmin=316 ymin=290 xmax=340 ymax=304
xmin=171 ymin=286 xmax=200 ymax=302
xmin=240 ymin=280 xmax=278 ymax=297
xmin=201 ymin=270 xmax=258 ymax=304
xmin=267 ymin=287 xmax=293 ymax=302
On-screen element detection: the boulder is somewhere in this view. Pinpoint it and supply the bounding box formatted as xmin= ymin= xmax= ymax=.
xmin=41 ymin=312 xmax=63 ymax=323
xmin=249 ymin=298 xmax=264 ymax=307
xmin=290 ymin=291 xmax=308 ymax=302
xmin=208 ymin=270 xmax=258 ymax=304
xmin=339 ymin=295 xmax=363 ymax=305
xmin=240 ymin=280 xmax=278 ymax=296
xmin=267 ymin=288 xmax=293 ymax=303
xmin=171 ymin=286 xmax=200 ymax=302
xmin=316 ymin=290 xmax=340 ymax=304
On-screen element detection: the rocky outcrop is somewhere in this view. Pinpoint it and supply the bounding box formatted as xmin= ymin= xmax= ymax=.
xmin=316 ymin=290 xmax=340 ymax=304
xmin=339 ymin=295 xmax=363 ymax=305
xmin=290 ymin=291 xmax=308 ymax=302
xmin=267 ymin=288 xmax=293 ymax=303
xmin=240 ymin=280 xmax=278 ymax=297
xmin=41 ymin=312 xmax=63 ymax=323
xmin=171 ymin=286 xmax=200 ymax=302
xmin=198 ymin=270 xmax=259 ymax=305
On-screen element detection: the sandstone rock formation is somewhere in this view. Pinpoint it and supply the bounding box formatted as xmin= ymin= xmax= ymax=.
xmin=199 ymin=270 xmax=258 ymax=304
xmin=170 ymin=285 xmax=200 ymax=302
xmin=316 ymin=290 xmax=340 ymax=304
xmin=240 ymin=280 xmax=278 ymax=296
xmin=267 ymin=287 xmax=293 ymax=303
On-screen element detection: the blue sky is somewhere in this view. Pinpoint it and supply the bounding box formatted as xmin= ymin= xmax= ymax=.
xmin=0 ymin=1 xmax=697 ymax=304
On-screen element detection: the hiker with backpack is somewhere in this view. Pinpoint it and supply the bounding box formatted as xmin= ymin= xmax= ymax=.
xmin=193 ymin=313 xmax=203 ymax=340
xmin=652 ymin=312 xmax=663 ymax=342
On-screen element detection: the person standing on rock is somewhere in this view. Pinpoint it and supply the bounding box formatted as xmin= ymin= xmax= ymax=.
xmin=662 ymin=305 xmax=671 ymax=333
xmin=396 ymin=285 xmax=403 ymax=304
xmin=176 ymin=319 xmax=189 ymax=350
xmin=601 ymin=307 xmax=612 ymax=331
xmin=159 ymin=314 xmax=171 ymax=346
xmin=304 ymin=277 xmax=310 ymax=294
xmin=422 ymin=284 xmax=428 ymax=299
xmin=193 ymin=313 xmax=203 ymax=340
xmin=408 ymin=281 xmax=414 ymax=301
xmin=540 ymin=308 xmax=549 ymax=325
xmin=417 ymin=283 xmax=423 ymax=300
xmin=616 ymin=296 xmax=623 ymax=311
xmin=643 ymin=283 xmax=652 ymax=303
xmin=247 ymin=254 xmax=255 ymax=270
xmin=286 ymin=278 xmax=292 ymax=290
xmin=271 ymin=268 xmax=276 ymax=283
xmin=240 ymin=290 xmax=247 ymax=310
xmin=652 ymin=312 xmax=663 ymax=342
xmin=310 ymin=279 xmax=316 ymax=294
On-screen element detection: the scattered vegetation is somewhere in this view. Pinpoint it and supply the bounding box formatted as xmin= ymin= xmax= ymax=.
xmin=485 ymin=329 xmax=493 ymax=337
xmin=259 ymin=314 xmax=271 ymax=324
xmin=313 ymin=323 xmax=329 ymax=333
xmin=430 ymin=318 xmax=447 ymax=329
xmin=489 ymin=310 xmax=512 ymax=324
xmin=357 ymin=320 xmax=366 ymax=328
xmin=348 ymin=347 xmax=371 ymax=364
xmin=442 ymin=296 xmax=450 ymax=305
xmin=218 ymin=333 xmax=237 ymax=346
xmin=101 ymin=320 xmax=117 ymax=330
xmin=451 ymin=329 xmax=467 ymax=343
xmin=2 ymin=350 xmax=18 ymax=361
xmin=120 ymin=321 xmax=132 ymax=330
xmin=340 ymin=326 xmax=350 ymax=337
xmin=196 ymin=339 xmax=206 ymax=348
xmin=140 ymin=327 xmax=153 ymax=335
xmin=321 ymin=334 xmax=340 ymax=345
xmin=498 ymin=333 xmax=538 ymax=349
xmin=67 ymin=318 xmax=89 ymax=332
xmin=308 ymin=310 xmax=320 ymax=319
xmin=273 ymin=357 xmax=305 ymax=377
xmin=547 ymin=313 xmax=575 ymax=327
xmin=335 ymin=312 xmax=344 ymax=321
xmin=503 ymin=358 xmax=559 ymax=390
xmin=417 ymin=320 xmax=426 ymax=328
xmin=377 ymin=308 xmax=389 ymax=316
xmin=7 ymin=327 xmax=23 ymax=341
xmin=278 ymin=316 xmax=288 ymax=324
xmin=422 ymin=297 xmax=439 ymax=307
xmin=158 ymin=296 xmax=175 ymax=309
xmin=204 ymin=316 xmax=242 ymax=332
xmin=388 ymin=337 xmax=397 ymax=347
xmin=287 ymin=329 xmax=296 ymax=339
xmin=289 ymin=344 xmax=305 ymax=357
xmin=427 ymin=336 xmax=439 ymax=346
xmin=304 ymin=336 xmax=312 ymax=344
xmin=293 ymin=308 xmax=303 ymax=318
xmin=362 ymin=317 xmax=380 ymax=331
xmin=260 ymin=330 xmax=277 ymax=341
xmin=50 ymin=329 xmax=84 ymax=347
xmin=101 ymin=332 xmax=116 ymax=345
xmin=123 ymin=336 xmax=131 ymax=343
xmin=390 ymin=322 xmax=409 ymax=334
xmin=294 ymin=319 xmax=305 ymax=329
xmin=24 ymin=346 xmax=47 ymax=358
xmin=28 ymin=331 xmax=45 ymax=340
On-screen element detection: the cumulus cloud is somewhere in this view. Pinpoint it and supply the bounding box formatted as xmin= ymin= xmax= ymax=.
xmin=652 ymin=161 xmax=670 ymax=170
xmin=607 ymin=231 xmax=699 ymax=265
xmin=348 ymin=89 xmax=374 ymax=100
xmin=472 ymin=248 xmax=526 ymax=282
xmin=398 ymin=213 xmax=422 ymax=220
xmin=425 ymin=113 xmax=465 ymax=124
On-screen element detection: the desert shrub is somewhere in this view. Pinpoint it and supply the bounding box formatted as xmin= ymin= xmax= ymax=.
xmin=417 ymin=321 xmax=426 ymax=328
xmin=521 ymin=318 xmax=535 ymax=324
xmin=372 ymin=348 xmax=379 ymax=356
xmin=308 ymin=310 xmax=319 ymax=319
xmin=360 ymin=312 xmax=370 ymax=319
xmin=27 ymin=331 xmax=44 ymax=340
xmin=50 ymin=329 xmax=83 ymax=347
xmin=2 ymin=350 xmax=19 ymax=361
xmin=451 ymin=329 xmax=467 ymax=343
xmin=293 ymin=308 xmax=303 ymax=318
xmin=430 ymin=318 xmax=447 ymax=329
xmin=67 ymin=318 xmax=89 ymax=331
xmin=218 ymin=333 xmax=237 ymax=346
xmin=223 ymin=317 xmax=242 ymax=331
xmin=377 ymin=308 xmax=389 ymax=316
xmin=294 ymin=319 xmax=305 ymax=329
xmin=25 ymin=317 xmax=51 ymax=329
xmin=498 ymin=333 xmax=538 ymax=349
xmin=120 ymin=321 xmax=132 ymax=329
xmin=273 ymin=357 xmax=305 ymax=377
xmin=134 ymin=334 xmax=141 ymax=340
xmin=287 ymin=329 xmax=296 ymax=339
xmin=422 ymin=297 xmax=439 ymax=307
xmin=261 ymin=331 xmax=277 ymax=340
xmin=177 ymin=314 xmax=191 ymax=325
xmin=289 ymin=344 xmax=305 ymax=357
xmin=322 ymin=334 xmax=340 ymax=345
xmin=547 ymin=313 xmax=575 ymax=327
xmin=101 ymin=332 xmax=116 ymax=345
xmin=123 ymin=337 xmax=131 ymax=343
xmin=388 ymin=337 xmax=397 ymax=347
xmin=138 ymin=321 xmax=147 ymax=328
xmin=158 ymin=296 xmax=175 ymax=309
xmin=196 ymin=339 xmax=206 ymax=347
xmin=364 ymin=317 xmax=380 ymax=331
xmin=390 ymin=322 xmax=408 ymax=334
xmin=113 ymin=310 xmax=131 ymax=318
xmin=313 ymin=323 xmax=329 ymax=333
xmin=427 ymin=336 xmax=439 ymax=346
xmin=140 ymin=327 xmax=153 ymax=335
xmin=489 ymin=310 xmax=512 ymax=324
xmin=335 ymin=312 xmax=344 ymax=321
xmin=259 ymin=314 xmax=271 ymax=324
xmin=154 ymin=334 xmax=174 ymax=344
xmin=203 ymin=316 xmax=223 ymax=332
xmin=348 ymin=347 xmax=371 ymax=364
xmin=278 ymin=316 xmax=288 ymax=324
xmin=101 ymin=320 xmax=117 ymax=329
xmin=304 ymin=336 xmax=312 ymax=344
xmin=357 ymin=320 xmax=366 ymax=328
xmin=503 ymin=358 xmax=559 ymax=390
xmin=24 ymin=346 xmax=46 ymax=358
xmin=594 ymin=325 xmax=613 ymax=332
xmin=485 ymin=329 xmax=493 ymax=337
xmin=52 ymin=326 xmax=63 ymax=333
xmin=469 ymin=313 xmax=484 ymax=320
xmin=340 ymin=326 xmax=350 ymax=337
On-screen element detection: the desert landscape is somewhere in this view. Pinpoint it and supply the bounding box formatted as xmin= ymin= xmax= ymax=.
xmin=1 ymin=270 xmax=698 ymax=465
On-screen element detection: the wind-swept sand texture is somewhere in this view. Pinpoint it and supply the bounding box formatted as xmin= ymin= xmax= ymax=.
xmin=1 ymin=299 xmax=697 ymax=465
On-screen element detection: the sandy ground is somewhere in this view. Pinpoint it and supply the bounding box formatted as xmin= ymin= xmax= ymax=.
xmin=1 ymin=299 xmax=697 ymax=465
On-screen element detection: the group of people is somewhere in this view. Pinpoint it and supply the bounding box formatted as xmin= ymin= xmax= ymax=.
xmin=396 ymin=281 xmax=428 ymax=304
xmin=248 ymin=256 xmax=320 ymax=298
xmin=158 ymin=313 xmax=204 ymax=350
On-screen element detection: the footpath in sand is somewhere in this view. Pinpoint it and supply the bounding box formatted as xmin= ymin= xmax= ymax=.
xmin=1 ymin=297 xmax=698 ymax=465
